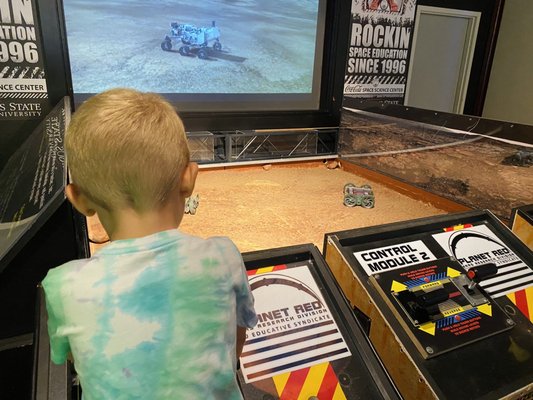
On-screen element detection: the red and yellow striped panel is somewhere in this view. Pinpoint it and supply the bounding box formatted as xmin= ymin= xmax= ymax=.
xmin=273 ymin=362 xmax=346 ymax=400
xmin=443 ymin=223 xmax=473 ymax=232
xmin=247 ymin=264 xmax=288 ymax=276
xmin=507 ymin=287 xmax=533 ymax=322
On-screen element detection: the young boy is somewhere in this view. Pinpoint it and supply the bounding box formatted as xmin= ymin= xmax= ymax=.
xmin=42 ymin=88 xmax=257 ymax=399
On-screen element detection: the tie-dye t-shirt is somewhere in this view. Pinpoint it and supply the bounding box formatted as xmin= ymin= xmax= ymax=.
xmin=42 ymin=230 xmax=257 ymax=400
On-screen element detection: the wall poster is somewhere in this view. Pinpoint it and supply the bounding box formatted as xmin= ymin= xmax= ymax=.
xmin=0 ymin=98 xmax=67 ymax=268
xmin=0 ymin=0 xmax=48 ymax=121
xmin=344 ymin=0 xmax=417 ymax=104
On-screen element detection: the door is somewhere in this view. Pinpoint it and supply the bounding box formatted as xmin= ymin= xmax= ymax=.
xmin=403 ymin=0 xmax=504 ymax=116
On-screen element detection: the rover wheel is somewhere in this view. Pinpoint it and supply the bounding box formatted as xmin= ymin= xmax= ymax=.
xmin=361 ymin=184 xmax=372 ymax=189
xmin=179 ymin=46 xmax=190 ymax=56
xmin=213 ymin=41 xmax=222 ymax=51
xmin=198 ymin=48 xmax=208 ymax=59
xmin=161 ymin=40 xmax=172 ymax=51
xmin=362 ymin=197 xmax=374 ymax=209
xmin=344 ymin=196 xmax=357 ymax=207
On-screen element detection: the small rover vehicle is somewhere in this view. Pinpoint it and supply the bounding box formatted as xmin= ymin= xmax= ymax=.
xmin=506 ymin=150 xmax=533 ymax=167
xmin=343 ymin=183 xmax=375 ymax=208
xmin=161 ymin=21 xmax=222 ymax=59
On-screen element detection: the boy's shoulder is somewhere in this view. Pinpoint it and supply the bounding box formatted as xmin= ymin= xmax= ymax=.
xmin=183 ymin=233 xmax=237 ymax=250
xmin=43 ymin=258 xmax=90 ymax=282
xmin=42 ymin=233 xmax=242 ymax=285
xmin=41 ymin=258 xmax=92 ymax=298
xmin=184 ymin=233 xmax=241 ymax=257
xmin=177 ymin=233 xmax=244 ymax=272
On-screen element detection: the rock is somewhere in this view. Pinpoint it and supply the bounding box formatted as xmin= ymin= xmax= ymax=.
xmin=325 ymin=160 xmax=340 ymax=169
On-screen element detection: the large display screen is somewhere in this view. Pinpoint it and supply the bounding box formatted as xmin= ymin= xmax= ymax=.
xmin=62 ymin=0 xmax=326 ymax=112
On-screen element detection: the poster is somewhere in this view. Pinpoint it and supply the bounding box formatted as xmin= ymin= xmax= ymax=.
xmin=344 ymin=0 xmax=416 ymax=104
xmin=240 ymin=265 xmax=351 ymax=383
xmin=353 ymin=239 xmax=436 ymax=276
xmin=0 ymin=0 xmax=48 ymax=121
xmin=432 ymin=224 xmax=533 ymax=298
xmin=0 ymin=99 xmax=67 ymax=265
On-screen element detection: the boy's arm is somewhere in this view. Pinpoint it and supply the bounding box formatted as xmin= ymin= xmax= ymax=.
xmin=221 ymin=238 xmax=258 ymax=362
xmin=236 ymin=326 xmax=247 ymax=359
xmin=42 ymin=275 xmax=71 ymax=364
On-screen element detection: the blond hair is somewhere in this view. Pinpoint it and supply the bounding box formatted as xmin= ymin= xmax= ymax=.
xmin=66 ymin=88 xmax=189 ymax=211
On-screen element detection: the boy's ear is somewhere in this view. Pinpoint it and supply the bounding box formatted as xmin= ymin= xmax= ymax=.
xmin=180 ymin=162 xmax=198 ymax=198
xmin=65 ymin=183 xmax=97 ymax=217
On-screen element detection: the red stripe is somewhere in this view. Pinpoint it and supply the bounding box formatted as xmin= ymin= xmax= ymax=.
xmin=444 ymin=224 xmax=473 ymax=232
xmin=316 ymin=363 xmax=339 ymax=400
xmin=247 ymin=265 xmax=286 ymax=276
xmin=514 ymin=290 xmax=530 ymax=320
xmin=279 ymin=368 xmax=310 ymax=400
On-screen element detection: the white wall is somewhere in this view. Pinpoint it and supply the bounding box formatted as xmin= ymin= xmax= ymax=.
xmin=482 ymin=0 xmax=533 ymax=125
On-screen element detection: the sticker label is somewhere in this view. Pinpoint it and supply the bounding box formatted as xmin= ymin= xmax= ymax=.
xmin=432 ymin=224 xmax=533 ymax=298
xmin=241 ymin=265 xmax=351 ymax=383
xmin=353 ymin=240 xmax=436 ymax=276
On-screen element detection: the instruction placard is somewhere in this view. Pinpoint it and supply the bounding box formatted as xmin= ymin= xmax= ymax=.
xmin=240 ymin=265 xmax=351 ymax=383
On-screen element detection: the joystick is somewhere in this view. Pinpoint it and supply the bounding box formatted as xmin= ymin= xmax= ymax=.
xmin=466 ymin=263 xmax=498 ymax=290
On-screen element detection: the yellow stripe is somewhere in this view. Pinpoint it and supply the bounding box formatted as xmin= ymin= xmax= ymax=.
xmin=297 ymin=363 xmax=329 ymax=400
xmin=256 ymin=266 xmax=275 ymax=275
xmin=272 ymin=371 xmax=291 ymax=396
xmin=332 ymin=383 xmax=348 ymax=400
xmin=526 ymin=287 xmax=533 ymax=322
xmin=507 ymin=291 xmax=516 ymax=304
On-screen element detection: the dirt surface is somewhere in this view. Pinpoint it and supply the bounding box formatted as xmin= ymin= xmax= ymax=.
xmin=64 ymin=0 xmax=318 ymax=95
xmin=339 ymin=112 xmax=533 ymax=222
xmin=87 ymin=162 xmax=447 ymax=254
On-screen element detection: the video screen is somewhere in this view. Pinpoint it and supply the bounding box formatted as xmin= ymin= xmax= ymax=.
xmin=63 ymin=0 xmax=326 ymax=112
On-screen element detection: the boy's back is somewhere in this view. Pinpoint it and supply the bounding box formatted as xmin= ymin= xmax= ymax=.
xmin=43 ymin=230 xmax=256 ymax=400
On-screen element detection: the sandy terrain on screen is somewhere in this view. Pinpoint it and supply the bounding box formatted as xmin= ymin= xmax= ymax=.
xmin=64 ymin=0 xmax=318 ymax=94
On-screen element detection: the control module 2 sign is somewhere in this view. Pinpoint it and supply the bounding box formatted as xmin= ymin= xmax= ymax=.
xmin=354 ymin=239 xmax=437 ymax=276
